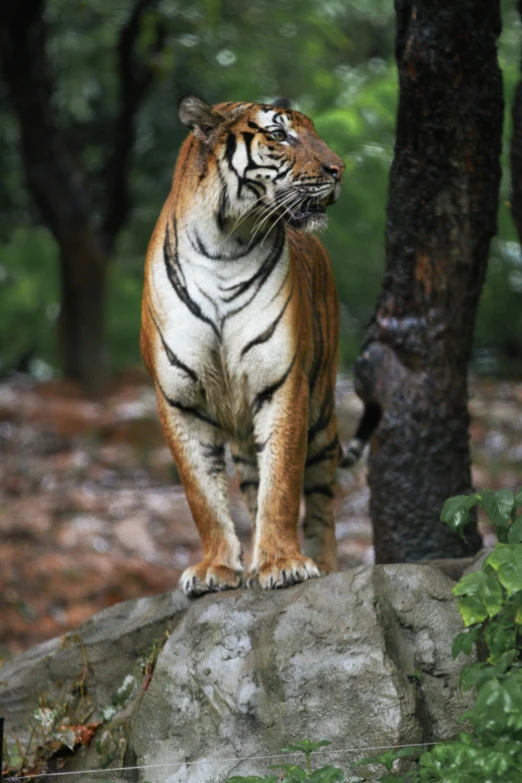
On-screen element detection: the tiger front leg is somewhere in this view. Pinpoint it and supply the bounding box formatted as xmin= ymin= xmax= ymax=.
xmin=247 ymin=374 xmax=320 ymax=589
xmin=156 ymin=391 xmax=243 ymax=597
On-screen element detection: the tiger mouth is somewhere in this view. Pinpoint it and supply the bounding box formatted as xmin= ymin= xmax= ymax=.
xmin=287 ymin=196 xmax=330 ymax=227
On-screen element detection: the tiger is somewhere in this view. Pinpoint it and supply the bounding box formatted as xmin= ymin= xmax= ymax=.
xmin=141 ymin=96 xmax=379 ymax=598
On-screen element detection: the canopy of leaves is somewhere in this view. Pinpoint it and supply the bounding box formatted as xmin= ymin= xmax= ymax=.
xmin=0 ymin=0 xmax=521 ymax=376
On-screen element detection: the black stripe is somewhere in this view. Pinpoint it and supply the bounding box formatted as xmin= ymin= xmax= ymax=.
xmin=307 ymin=262 xmax=326 ymax=397
xmin=200 ymin=442 xmax=225 ymax=459
xmin=274 ymin=166 xmax=292 ymax=181
xmin=239 ymin=480 xmax=259 ymax=492
xmin=217 ymin=188 xmax=228 ymax=231
xmin=253 ymin=351 xmax=298 ymax=416
xmin=200 ymin=442 xmax=225 ymax=476
xmin=307 ymin=392 xmax=333 ymax=443
xmin=156 ymin=379 xmax=219 ymax=427
xmin=232 ymin=454 xmax=257 ymax=467
xmin=207 ymin=466 xmax=225 ymax=476
xmin=255 ymin=439 xmax=268 ymax=453
xmin=164 ymin=218 xmax=221 ymax=340
xmin=305 ymin=434 xmax=340 ymax=468
xmin=243 ymin=131 xmax=281 ymax=175
xmin=240 ymin=286 xmax=293 ymax=358
xmin=148 ymin=306 xmax=198 ymax=383
xmin=304 ymin=483 xmax=335 ymax=499
xmin=222 ymin=226 xmax=286 ymax=314
xmin=225 ymin=131 xmax=237 ymax=165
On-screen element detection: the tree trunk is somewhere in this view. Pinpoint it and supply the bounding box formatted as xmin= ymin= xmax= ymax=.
xmin=59 ymin=244 xmax=109 ymax=390
xmin=0 ymin=0 xmax=165 ymax=391
xmin=511 ymin=1 xmax=522 ymax=246
xmin=354 ymin=0 xmax=504 ymax=563
xmin=0 ymin=0 xmax=109 ymax=390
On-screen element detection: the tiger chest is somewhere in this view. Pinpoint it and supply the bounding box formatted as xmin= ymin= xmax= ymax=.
xmin=149 ymin=234 xmax=295 ymax=435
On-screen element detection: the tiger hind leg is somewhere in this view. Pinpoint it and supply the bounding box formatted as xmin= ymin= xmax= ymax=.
xmin=303 ymin=427 xmax=340 ymax=575
xmin=231 ymin=439 xmax=259 ymax=526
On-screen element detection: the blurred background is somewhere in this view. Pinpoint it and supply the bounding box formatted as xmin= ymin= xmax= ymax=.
xmin=1 ymin=0 xmax=522 ymax=660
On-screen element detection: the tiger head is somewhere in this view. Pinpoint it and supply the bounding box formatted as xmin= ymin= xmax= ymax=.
xmin=178 ymin=96 xmax=345 ymax=234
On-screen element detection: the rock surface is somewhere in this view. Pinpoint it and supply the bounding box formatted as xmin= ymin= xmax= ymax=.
xmin=0 ymin=565 xmax=473 ymax=782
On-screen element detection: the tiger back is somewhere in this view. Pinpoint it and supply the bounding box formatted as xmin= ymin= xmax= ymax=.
xmin=141 ymin=96 xmax=363 ymax=597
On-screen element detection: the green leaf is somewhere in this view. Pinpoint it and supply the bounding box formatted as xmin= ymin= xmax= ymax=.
xmin=354 ymin=750 xmax=397 ymax=773
xmin=487 ymin=544 xmax=522 ymax=596
xmin=485 ymin=617 xmax=516 ymax=661
xmin=508 ymin=516 xmax=522 ymax=544
xmin=460 ymin=663 xmax=493 ymax=691
xmin=476 ymin=489 xmax=514 ymax=529
xmin=498 ymin=563 xmax=522 ymax=596
xmin=395 ymin=747 xmax=421 ymax=759
xmin=514 ymin=488 xmax=522 ymax=508
xmin=452 ymin=627 xmax=480 ymax=658
xmin=453 ymin=570 xmax=488 ymax=596
xmin=283 ymin=741 xmax=331 ymax=754
xmin=486 ymin=545 xmax=514 ymax=571
xmin=457 ymin=595 xmax=488 ymax=626
xmin=472 ymin=679 xmax=510 ymax=733
xmin=269 ymin=765 xmax=307 ymax=779
xmin=453 ymin=570 xmax=502 ymax=623
xmin=482 ymin=575 xmax=503 ymax=617
xmin=308 ymin=765 xmax=345 ymax=783
xmin=440 ymin=494 xmax=477 ymax=533
xmin=228 ymin=777 xmax=278 ymax=783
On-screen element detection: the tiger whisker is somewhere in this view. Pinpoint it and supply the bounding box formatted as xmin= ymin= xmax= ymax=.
xmin=224 ymin=193 xmax=267 ymax=240
xmin=255 ymin=192 xmax=303 ymax=241
xmin=259 ymin=193 xmax=304 ymax=247
xmin=250 ymin=190 xmax=302 ymax=244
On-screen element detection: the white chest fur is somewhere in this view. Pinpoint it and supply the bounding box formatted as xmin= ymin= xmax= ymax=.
xmin=148 ymin=212 xmax=294 ymax=437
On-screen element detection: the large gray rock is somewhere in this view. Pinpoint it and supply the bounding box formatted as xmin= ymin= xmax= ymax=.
xmin=0 ymin=565 xmax=472 ymax=783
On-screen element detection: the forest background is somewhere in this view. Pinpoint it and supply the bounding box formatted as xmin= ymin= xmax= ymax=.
xmin=1 ymin=0 xmax=522 ymax=382
xmin=2 ymin=0 xmax=522 ymax=659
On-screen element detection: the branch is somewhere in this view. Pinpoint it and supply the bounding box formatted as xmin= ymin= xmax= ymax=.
xmin=0 ymin=0 xmax=103 ymax=263
xmin=101 ymin=0 xmax=168 ymax=252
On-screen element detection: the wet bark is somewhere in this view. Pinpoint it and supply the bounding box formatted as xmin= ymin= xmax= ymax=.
xmin=0 ymin=0 xmax=165 ymax=390
xmin=511 ymin=0 xmax=522 ymax=246
xmin=354 ymin=0 xmax=504 ymax=562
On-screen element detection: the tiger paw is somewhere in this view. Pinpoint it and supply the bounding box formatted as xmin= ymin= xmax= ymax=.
xmin=246 ymin=555 xmax=320 ymax=590
xmin=180 ymin=562 xmax=243 ymax=597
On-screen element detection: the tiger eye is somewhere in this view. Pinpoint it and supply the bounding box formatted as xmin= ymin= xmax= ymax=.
xmin=272 ymin=129 xmax=287 ymax=142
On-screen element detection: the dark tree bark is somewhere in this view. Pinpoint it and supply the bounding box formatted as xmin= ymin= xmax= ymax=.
xmin=511 ymin=1 xmax=522 ymax=247
xmin=354 ymin=0 xmax=504 ymax=563
xmin=0 ymin=0 xmax=165 ymax=390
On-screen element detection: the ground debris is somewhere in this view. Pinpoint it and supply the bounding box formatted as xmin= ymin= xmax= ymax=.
xmin=1 ymin=371 xmax=520 ymax=661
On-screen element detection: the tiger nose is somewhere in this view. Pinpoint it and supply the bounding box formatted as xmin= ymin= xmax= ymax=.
xmin=322 ymin=162 xmax=344 ymax=181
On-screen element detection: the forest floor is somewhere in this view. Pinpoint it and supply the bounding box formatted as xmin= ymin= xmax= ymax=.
xmin=1 ymin=371 xmax=521 ymax=664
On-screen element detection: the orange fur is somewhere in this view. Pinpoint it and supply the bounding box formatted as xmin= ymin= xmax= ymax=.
xmin=141 ymin=99 xmax=345 ymax=595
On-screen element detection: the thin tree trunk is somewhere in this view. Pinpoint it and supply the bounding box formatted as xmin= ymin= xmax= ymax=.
xmin=354 ymin=0 xmax=504 ymax=563
xmin=0 ymin=0 xmax=165 ymax=390
xmin=511 ymin=1 xmax=522 ymax=246
xmin=59 ymin=244 xmax=108 ymax=389
xmin=0 ymin=0 xmax=109 ymax=390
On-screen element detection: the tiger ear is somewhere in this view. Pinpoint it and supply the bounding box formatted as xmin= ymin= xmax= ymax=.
xmin=178 ymin=96 xmax=221 ymax=143
xmin=272 ymin=97 xmax=292 ymax=109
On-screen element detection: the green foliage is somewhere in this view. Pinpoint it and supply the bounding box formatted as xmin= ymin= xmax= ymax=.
xmin=227 ymin=739 xmax=345 ymax=783
xmin=0 ymin=227 xmax=60 ymax=376
xmin=355 ymin=487 xmax=522 ymax=781
xmin=1 ymin=0 xmax=521 ymax=377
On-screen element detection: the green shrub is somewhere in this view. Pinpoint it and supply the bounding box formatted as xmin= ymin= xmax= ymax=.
xmin=356 ymin=487 xmax=522 ymax=781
